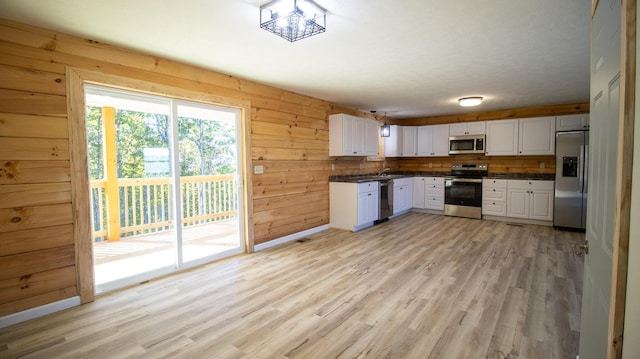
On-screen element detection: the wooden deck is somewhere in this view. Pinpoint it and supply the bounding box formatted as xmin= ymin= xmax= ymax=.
xmin=93 ymin=219 xmax=240 ymax=285
xmin=1 ymin=213 xmax=584 ymax=358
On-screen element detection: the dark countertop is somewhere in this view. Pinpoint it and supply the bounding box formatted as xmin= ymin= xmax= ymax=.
xmin=330 ymin=172 xmax=555 ymax=183
xmin=484 ymin=173 xmax=555 ymax=181
xmin=330 ymin=171 xmax=449 ymax=183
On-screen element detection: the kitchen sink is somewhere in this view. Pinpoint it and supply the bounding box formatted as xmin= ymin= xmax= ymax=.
xmin=350 ymin=174 xmax=405 ymax=182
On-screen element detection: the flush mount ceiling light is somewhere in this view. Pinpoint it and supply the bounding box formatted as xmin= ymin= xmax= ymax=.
xmin=458 ymin=97 xmax=483 ymax=107
xmin=260 ymin=0 xmax=327 ymax=42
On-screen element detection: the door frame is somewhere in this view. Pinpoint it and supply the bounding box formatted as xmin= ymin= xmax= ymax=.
xmin=66 ymin=67 xmax=254 ymax=304
xmin=593 ymin=0 xmax=637 ymax=357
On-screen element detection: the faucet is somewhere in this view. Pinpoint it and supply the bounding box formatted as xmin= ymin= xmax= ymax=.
xmin=377 ymin=167 xmax=390 ymax=176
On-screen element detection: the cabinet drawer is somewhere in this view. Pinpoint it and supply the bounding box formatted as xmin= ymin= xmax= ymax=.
xmin=358 ymin=181 xmax=379 ymax=194
xmin=483 ymin=179 xmax=507 ymax=189
xmin=394 ymin=178 xmax=412 ymax=187
xmin=483 ymin=188 xmax=506 ymax=201
xmin=482 ymin=200 xmax=506 ymax=216
xmin=507 ymin=180 xmax=554 ymax=191
xmin=425 ymin=176 xmax=444 ymax=184
xmin=425 ymin=196 xmax=444 ymax=210
xmin=425 ymin=184 xmax=444 ymax=195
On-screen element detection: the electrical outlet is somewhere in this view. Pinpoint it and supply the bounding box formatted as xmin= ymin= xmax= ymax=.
xmin=254 ymin=165 xmax=264 ymax=174
xmin=429 ymin=163 xmax=433 ymax=168
xmin=331 ymin=163 xmax=335 ymax=171
xmin=540 ymin=162 xmax=545 ymax=169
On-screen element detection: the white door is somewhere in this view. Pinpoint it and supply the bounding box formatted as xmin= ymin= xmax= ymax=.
xmin=432 ymin=124 xmax=450 ymax=156
xmin=416 ymin=125 xmax=433 ymax=156
xmin=529 ymin=190 xmax=553 ymax=221
xmin=579 ymin=0 xmax=621 ymax=357
xmin=412 ymin=177 xmax=425 ymax=208
xmin=518 ymin=116 xmax=555 ymax=155
xmin=506 ymin=189 xmax=528 ymax=218
xmin=485 ymin=119 xmax=518 ymax=155
xmin=363 ymin=119 xmax=379 ymax=156
xmin=401 ymin=126 xmax=417 ymax=156
xmin=342 ymin=116 xmax=355 ymax=155
xmin=352 ymin=116 xmax=364 ymax=155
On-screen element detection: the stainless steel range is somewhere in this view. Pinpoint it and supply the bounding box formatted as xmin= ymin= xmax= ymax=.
xmin=444 ymin=163 xmax=488 ymax=219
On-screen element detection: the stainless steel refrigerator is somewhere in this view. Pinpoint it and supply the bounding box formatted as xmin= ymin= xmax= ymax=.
xmin=554 ymin=131 xmax=589 ymax=230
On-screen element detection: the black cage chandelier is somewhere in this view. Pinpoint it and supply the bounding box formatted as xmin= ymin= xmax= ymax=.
xmin=260 ymin=0 xmax=327 ymax=42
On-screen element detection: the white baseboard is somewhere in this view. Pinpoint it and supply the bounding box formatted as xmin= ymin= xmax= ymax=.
xmin=254 ymin=224 xmax=330 ymax=251
xmin=0 ymin=296 xmax=80 ymax=328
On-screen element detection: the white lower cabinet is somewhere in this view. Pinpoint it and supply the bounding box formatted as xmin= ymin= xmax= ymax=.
xmin=330 ymin=181 xmax=379 ymax=231
xmin=413 ymin=176 xmax=444 ymax=210
xmin=482 ymin=179 xmax=507 ymax=216
xmin=412 ymin=177 xmax=426 ymax=208
xmin=358 ymin=183 xmax=380 ymax=224
xmin=505 ymin=180 xmax=554 ymax=221
xmin=393 ymin=178 xmax=413 ymax=215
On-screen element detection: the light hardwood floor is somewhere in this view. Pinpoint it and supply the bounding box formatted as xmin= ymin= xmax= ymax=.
xmin=0 ymin=213 xmax=584 ymax=358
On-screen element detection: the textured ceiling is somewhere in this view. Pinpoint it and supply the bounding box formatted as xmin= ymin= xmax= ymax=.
xmin=0 ymin=0 xmax=591 ymax=119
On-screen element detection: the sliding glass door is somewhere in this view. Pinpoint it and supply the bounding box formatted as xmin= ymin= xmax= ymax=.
xmin=175 ymin=102 xmax=242 ymax=265
xmin=85 ymin=85 xmax=244 ymax=293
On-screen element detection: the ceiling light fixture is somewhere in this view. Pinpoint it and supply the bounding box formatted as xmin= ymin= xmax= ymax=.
xmin=458 ymin=97 xmax=483 ymax=107
xmin=260 ymin=0 xmax=327 ymax=42
xmin=373 ymin=111 xmax=391 ymax=137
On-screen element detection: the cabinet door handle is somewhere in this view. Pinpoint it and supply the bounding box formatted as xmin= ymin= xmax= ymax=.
xmin=368 ymin=193 xmax=372 ymax=196
xmin=493 ymin=189 xmax=496 ymax=192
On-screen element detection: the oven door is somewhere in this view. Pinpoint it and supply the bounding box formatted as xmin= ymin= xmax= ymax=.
xmin=444 ymin=178 xmax=483 ymax=207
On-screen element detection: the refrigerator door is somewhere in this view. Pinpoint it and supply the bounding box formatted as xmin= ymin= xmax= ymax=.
xmin=554 ymin=131 xmax=585 ymax=228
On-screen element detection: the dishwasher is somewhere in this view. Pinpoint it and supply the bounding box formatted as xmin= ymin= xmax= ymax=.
xmin=376 ymin=179 xmax=394 ymax=223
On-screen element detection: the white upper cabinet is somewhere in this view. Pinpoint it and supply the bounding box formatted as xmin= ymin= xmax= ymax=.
xmin=384 ymin=125 xmax=401 ymax=157
xmin=401 ymin=126 xmax=418 ymax=156
xmin=417 ymin=124 xmax=450 ymax=157
xmin=556 ymin=114 xmax=590 ymax=131
xmin=449 ymin=121 xmax=486 ymax=136
xmin=518 ymin=116 xmax=555 ymax=155
xmin=485 ymin=119 xmax=519 ymax=156
xmin=363 ymin=118 xmax=380 ymax=155
xmin=486 ymin=117 xmax=555 ymax=156
xmin=329 ymin=113 xmax=379 ymax=156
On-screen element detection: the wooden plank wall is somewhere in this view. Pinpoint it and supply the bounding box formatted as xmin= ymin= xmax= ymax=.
xmin=396 ymin=155 xmax=557 ymax=175
xmin=0 ymin=18 xmax=384 ymax=316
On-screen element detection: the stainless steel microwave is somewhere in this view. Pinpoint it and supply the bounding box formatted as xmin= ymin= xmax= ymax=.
xmin=449 ymin=135 xmax=485 ymax=154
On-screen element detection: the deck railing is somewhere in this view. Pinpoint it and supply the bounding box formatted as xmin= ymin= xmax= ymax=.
xmin=90 ymin=174 xmax=237 ymax=242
